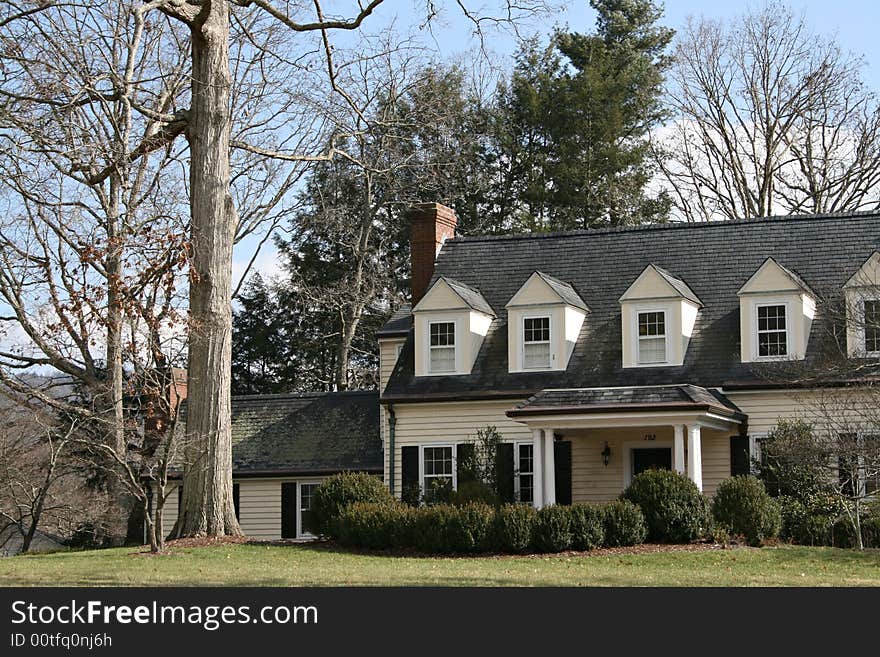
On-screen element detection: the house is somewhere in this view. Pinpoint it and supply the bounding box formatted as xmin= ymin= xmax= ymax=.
xmin=378 ymin=204 xmax=880 ymax=507
xmin=160 ymin=390 xmax=381 ymax=540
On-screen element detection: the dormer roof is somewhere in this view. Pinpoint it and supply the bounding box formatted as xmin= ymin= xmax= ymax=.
xmin=412 ymin=276 xmax=495 ymax=316
xmin=844 ymin=251 xmax=880 ymax=289
xmin=380 ymin=212 xmax=880 ymax=401
xmin=737 ymin=257 xmax=815 ymax=297
xmin=619 ymin=264 xmax=703 ymax=307
xmin=506 ymin=271 xmax=589 ymax=311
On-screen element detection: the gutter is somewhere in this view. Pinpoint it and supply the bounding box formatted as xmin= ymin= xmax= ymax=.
xmin=386 ymin=403 xmax=396 ymax=496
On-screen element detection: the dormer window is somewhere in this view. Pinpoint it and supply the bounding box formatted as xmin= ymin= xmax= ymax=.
xmin=506 ymin=272 xmax=589 ymax=374
xmin=757 ymin=304 xmax=788 ymax=358
xmin=737 ymin=258 xmax=814 ymax=363
xmin=620 ymin=265 xmax=702 ymax=369
xmin=523 ymin=316 xmax=551 ymax=369
xmin=412 ymin=277 xmax=494 ymax=377
xmin=429 ymin=321 xmax=456 ymax=372
xmin=865 ymin=300 xmax=880 ymax=354
xmin=637 ymin=311 xmax=667 ymax=364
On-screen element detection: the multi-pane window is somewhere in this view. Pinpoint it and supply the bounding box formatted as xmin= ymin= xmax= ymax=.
xmin=429 ymin=322 xmax=455 ymax=372
xmin=300 ymin=483 xmax=319 ymax=535
xmin=637 ymin=311 xmax=666 ymax=364
xmin=757 ymin=305 xmax=788 ymax=357
xmin=523 ymin=317 xmax=551 ymax=369
xmin=423 ymin=446 xmax=454 ymax=502
xmin=516 ymin=443 xmax=534 ymax=504
xmin=865 ymin=300 xmax=880 ymax=354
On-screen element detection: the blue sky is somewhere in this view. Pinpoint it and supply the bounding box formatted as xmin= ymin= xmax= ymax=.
xmin=235 ymin=0 xmax=880 ymax=286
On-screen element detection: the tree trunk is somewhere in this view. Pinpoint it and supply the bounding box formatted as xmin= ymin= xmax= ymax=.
xmin=171 ymin=3 xmax=240 ymax=538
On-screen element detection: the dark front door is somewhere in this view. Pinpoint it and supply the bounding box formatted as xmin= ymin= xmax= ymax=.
xmin=632 ymin=448 xmax=672 ymax=477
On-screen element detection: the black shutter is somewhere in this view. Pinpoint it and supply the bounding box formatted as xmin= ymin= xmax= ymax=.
xmin=554 ymin=440 xmax=572 ymax=505
xmin=496 ymin=443 xmax=515 ymax=504
xmin=457 ymin=443 xmax=476 ymax=486
xmin=401 ymin=446 xmax=420 ymax=502
xmin=730 ymin=436 xmax=751 ymax=476
xmin=233 ymin=483 xmax=240 ymax=521
xmin=281 ymin=482 xmax=297 ymax=539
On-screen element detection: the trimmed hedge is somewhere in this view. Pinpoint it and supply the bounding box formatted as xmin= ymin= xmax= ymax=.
xmin=333 ymin=500 xmax=648 ymax=554
xmin=622 ymin=470 xmax=711 ymax=543
xmin=312 ymin=472 xmax=394 ymax=537
xmin=570 ymin=504 xmax=605 ymax=551
xmin=712 ymin=476 xmax=782 ymax=546
xmin=532 ymin=505 xmax=574 ymax=553
xmin=492 ymin=504 xmax=536 ymax=553
xmin=602 ymin=500 xmax=648 ymax=546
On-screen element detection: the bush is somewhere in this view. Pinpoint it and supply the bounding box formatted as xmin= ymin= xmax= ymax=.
xmin=602 ymin=500 xmax=647 ymax=547
xmin=445 ymin=503 xmax=495 ymax=553
xmin=336 ymin=502 xmax=412 ymax=550
xmin=622 ymin=470 xmax=711 ymax=543
xmin=712 ymin=476 xmax=782 ymax=546
xmin=569 ymin=504 xmax=605 ymax=551
xmin=778 ymin=493 xmax=845 ymax=546
xmin=312 ymin=472 xmax=393 ymax=537
xmin=532 ymin=505 xmax=573 ymax=553
xmin=450 ymin=481 xmax=499 ymax=507
xmin=492 ymin=504 xmax=536 ymax=553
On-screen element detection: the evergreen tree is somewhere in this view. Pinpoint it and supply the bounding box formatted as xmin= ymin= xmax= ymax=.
xmin=496 ymin=0 xmax=673 ymax=229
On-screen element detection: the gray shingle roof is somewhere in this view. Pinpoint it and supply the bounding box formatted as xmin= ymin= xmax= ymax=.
xmin=382 ymin=211 xmax=880 ymax=401
xmin=438 ymin=277 xmax=496 ymax=316
xmin=652 ymin=265 xmax=702 ymax=306
xmin=377 ymin=304 xmax=412 ymax=338
xmin=532 ymin=271 xmax=589 ymax=310
xmin=181 ymin=391 xmax=381 ymax=476
xmin=508 ymin=385 xmax=743 ymax=420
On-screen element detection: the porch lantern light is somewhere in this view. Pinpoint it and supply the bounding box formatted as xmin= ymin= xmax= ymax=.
xmin=601 ymin=442 xmax=611 ymax=467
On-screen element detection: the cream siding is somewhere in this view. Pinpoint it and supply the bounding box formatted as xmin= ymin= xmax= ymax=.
xmin=388 ymin=400 xmax=530 ymax=495
xmin=567 ymin=426 xmax=732 ymax=501
xmin=725 ymin=388 xmax=878 ymax=436
xmin=158 ymin=477 xmax=328 ymax=541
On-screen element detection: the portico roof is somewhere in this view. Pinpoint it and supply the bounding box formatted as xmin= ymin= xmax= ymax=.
xmin=506 ymin=385 xmax=746 ymax=425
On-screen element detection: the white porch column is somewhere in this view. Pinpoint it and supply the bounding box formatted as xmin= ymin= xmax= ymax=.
xmin=686 ymin=424 xmax=703 ymax=492
xmin=673 ymin=425 xmax=686 ymax=474
xmin=532 ymin=428 xmax=544 ymax=508
xmin=543 ymin=429 xmax=556 ymax=506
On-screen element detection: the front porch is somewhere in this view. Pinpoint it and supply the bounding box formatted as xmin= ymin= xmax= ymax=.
xmin=506 ymin=385 xmax=747 ymax=507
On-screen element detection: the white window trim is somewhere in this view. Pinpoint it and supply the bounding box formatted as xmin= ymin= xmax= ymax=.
xmin=754 ymin=300 xmax=791 ymax=361
xmin=419 ymin=443 xmax=457 ymax=498
xmin=296 ymin=479 xmax=322 ymax=539
xmin=861 ymin=298 xmax=880 ymax=357
xmin=427 ymin=318 xmax=457 ymax=374
xmin=522 ymin=314 xmax=552 ymax=370
xmin=513 ymin=441 xmax=534 ymax=504
xmin=635 ymin=308 xmax=669 ymax=366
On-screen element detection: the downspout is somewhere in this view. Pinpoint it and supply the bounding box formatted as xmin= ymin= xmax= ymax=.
xmin=387 ymin=403 xmax=396 ymax=497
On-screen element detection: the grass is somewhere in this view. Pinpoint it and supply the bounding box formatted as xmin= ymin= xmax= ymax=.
xmin=1 ymin=542 xmax=879 ymax=586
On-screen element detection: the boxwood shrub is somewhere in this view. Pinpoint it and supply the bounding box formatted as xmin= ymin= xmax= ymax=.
xmin=622 ymin=470 xmax=711 ymax=543
xmin=532 ymin=505 xmax=574 ymax=553
xmin=312 ymin=472 xmax=394 ymax=537
xmin=336 ymin=502 xmax=411 ymax=549
xmin=570 ymin=504 xmax=606 ymax=551
xmin=602 ymin=500 xmax=647 ymax=546
xmin=492 ymin=504 xmax=536 ymax=553
xmin=712 ymin=476 xmax=782 ymax=546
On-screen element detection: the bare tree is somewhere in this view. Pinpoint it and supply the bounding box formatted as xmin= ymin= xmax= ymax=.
xmin=657 ymin=2 xmax=880 ymax=222
xmin=2 ymin=0 xmax=553 ymax=539
xmin=0 ymin=407 xmax=81 ymax=554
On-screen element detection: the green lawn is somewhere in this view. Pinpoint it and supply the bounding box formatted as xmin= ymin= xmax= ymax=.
xmin=1 ymin=542 xmax=879 ymax=586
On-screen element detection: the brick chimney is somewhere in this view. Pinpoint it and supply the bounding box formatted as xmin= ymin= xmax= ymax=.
xmin=409 ymin=202 xmax=457 ymax=305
